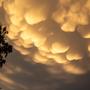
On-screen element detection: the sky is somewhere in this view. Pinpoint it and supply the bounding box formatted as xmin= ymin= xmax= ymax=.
xmin=0 ymin=0 xmax=90 ymax=90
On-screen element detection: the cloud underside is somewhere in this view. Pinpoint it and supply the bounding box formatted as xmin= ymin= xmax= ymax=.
xmin=0 ymin=0 xmax=90 ymax=74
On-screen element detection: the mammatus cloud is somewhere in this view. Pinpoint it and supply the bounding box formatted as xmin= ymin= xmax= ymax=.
xmin=0 ymin=0 xmax=90 ymax=74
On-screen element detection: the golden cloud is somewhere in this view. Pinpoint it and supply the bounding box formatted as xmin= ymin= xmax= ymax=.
xmin=1 ymin=0 xmax=90 ymax=74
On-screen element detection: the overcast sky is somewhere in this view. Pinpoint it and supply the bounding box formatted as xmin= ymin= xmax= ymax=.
xmin=0 ymin=0 xmax=90 ymax=90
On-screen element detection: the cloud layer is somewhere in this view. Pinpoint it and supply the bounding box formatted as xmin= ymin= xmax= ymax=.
xmin=0 ymin=0 xmax=90 ymax=74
